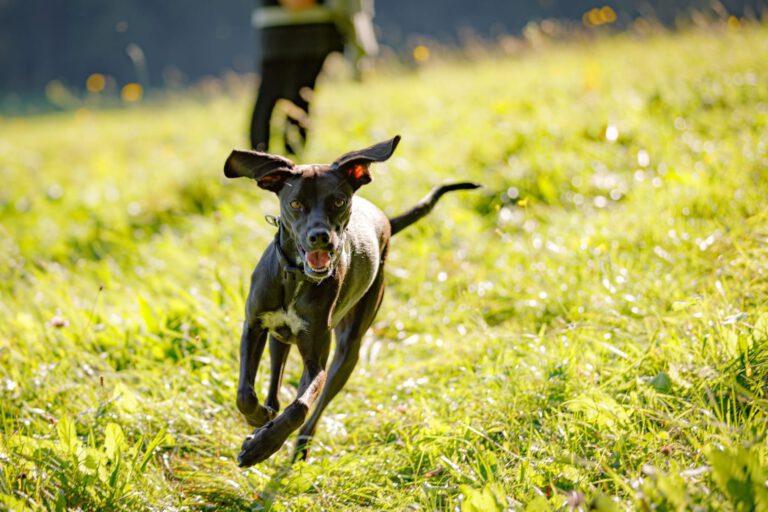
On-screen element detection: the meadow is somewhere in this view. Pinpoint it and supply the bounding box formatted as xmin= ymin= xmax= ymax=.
xmin=1 ymin=21 xmax=768 ymax=511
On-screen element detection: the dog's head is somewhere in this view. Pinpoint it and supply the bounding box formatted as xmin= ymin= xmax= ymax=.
xmin=224 ymin=136 xmax=400 ymax=280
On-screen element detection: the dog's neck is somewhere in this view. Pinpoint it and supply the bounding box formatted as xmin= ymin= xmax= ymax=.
xmin=274 ymin=222 xmax=304 ymax=274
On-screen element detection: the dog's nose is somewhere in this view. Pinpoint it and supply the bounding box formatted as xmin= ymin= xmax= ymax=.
xmin=307 ymin=228 xmax=331 ymax=247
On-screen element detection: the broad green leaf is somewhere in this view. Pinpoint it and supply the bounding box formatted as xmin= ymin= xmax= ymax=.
xmin=111 ymin=383 xmax=139 ymax=414
xmin=524 ymin=495 xmax=549 ymax=512
xmin=649 ymin=371 xmax=672 ymax=393
xmin=0 ymin=493 xmax=32 ymax=512
xmin=460 ymin=484 xmax=506 ymax=512
xmin=566 ymin=391 xmax=629 ymax=430
xmin=753 ymin=313 xmax=768 ymax=340
xmin=57 ymin=416 xmax=80 ymax=455
xmin=104 ymin=422 xmax=125 ymax=461
xmin=137 ymin=294 xmax=158 ymax=332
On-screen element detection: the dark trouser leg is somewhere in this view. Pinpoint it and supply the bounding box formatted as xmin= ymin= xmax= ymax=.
xmin=283 ymin=55 xmax=329 ymax=155
xmin=249 ymin=60 xmax=288 ymax=151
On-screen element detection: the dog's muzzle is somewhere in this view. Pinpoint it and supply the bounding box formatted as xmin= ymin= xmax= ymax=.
xmin=299 ymin=246 xmax=338 ymax=281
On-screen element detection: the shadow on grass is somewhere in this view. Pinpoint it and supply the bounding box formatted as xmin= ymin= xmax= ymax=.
xmin=174 ymin=458 xmax=297 ymax=511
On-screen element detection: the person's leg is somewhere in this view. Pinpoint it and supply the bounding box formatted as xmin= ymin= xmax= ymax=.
xmin=283 ymin=55 xmax=329 ymax=155
xmin=250 ymin=60 xmax=288 ymax=151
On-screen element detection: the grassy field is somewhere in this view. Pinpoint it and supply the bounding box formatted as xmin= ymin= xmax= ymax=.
xmin=2 ymin=22 xmax=768 ymax=511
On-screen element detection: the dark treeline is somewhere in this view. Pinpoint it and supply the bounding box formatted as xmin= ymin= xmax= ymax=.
xmin=0 ymin=0 xmax=765 ymax=95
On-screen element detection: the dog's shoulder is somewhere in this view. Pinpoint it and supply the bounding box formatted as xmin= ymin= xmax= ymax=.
xmin=244 ymin=242 xmax=284 ymax=311
xmin=350 ymin=196 xmax=387 ymax=225
xmin=348 ymin=196 xmax=390 ymax=242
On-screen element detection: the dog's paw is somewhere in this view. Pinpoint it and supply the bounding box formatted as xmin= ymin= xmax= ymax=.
xmin=244 ymin=404 xmax=277 ymax=428
xmin=237 ymin=421 xmax=286 ymax=467
xmin=236 ymin=403 xmax=308 ymax=467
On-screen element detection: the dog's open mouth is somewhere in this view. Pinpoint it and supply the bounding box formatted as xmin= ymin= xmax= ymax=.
xmin=305 ymin=250 xmax=331 ymax=272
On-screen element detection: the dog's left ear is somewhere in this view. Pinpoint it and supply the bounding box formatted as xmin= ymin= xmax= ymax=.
xmin=224 ymin=149 xmax=297 ymax=192
xmin=333 ymin=135 xmax=401 ymax=190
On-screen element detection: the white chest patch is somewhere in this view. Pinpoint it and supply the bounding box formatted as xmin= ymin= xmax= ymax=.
xmin=259 ymin=308 xmax=307 ymax=337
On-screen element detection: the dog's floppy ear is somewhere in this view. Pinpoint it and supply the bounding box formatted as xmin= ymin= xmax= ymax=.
xmin=224 ymin=149 xmax=297 ymax=193
xmin=333 ymin=135 xmax=401 ymax=190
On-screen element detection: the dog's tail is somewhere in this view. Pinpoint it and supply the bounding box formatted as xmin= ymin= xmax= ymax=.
xmin=389 ymin=182 xmax=481 ymax=236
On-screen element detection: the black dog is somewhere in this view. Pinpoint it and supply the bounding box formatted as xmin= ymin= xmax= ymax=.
xmin=224 ymin=135 xmax=479 ymax=466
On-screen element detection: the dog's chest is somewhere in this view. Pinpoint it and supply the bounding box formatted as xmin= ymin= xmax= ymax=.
xmin=259 ymin=307 xmax=306 ymax=342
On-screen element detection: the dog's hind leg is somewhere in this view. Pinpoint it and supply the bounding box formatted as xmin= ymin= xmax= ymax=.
xmin=264 ymin=335 xmax=290 ymax=415
xmin=292 ymin=267 xmax=387 ymax=462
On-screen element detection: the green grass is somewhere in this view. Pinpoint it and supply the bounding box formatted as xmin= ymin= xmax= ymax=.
xmin=2 ymin=23 xmax=768 ymax=511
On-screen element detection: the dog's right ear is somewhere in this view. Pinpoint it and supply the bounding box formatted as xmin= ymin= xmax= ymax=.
xmin=333 ymin=135 xmax=401 ymax=190
xmin=224 ymin=149 xmax=297 ymax=193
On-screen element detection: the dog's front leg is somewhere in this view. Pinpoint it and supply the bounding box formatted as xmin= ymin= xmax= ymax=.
xmin=235 ymin=322 xmax=276 ymax=427
xmin=237 ymin=332 xmax=330 ymax=467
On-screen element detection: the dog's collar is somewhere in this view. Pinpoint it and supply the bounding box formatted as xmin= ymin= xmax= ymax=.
xmin=274 ymin=234 xmax=305 ymax=276
xmin=267 ymin=215 xmax=305 ymax=276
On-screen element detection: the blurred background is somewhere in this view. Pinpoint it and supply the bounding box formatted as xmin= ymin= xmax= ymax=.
xmin=0 ymin=0 xmax=765 ymax=114
xmin=1 ymin=1 xmax=768 ymax=509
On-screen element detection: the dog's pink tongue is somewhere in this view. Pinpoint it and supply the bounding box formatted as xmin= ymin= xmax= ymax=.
xmin=306 ymin=250 xmax=331 ymax=270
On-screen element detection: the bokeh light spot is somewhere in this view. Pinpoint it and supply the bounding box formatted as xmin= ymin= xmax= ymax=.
xmin=637 ymin=149 xmax=650 ymax=167
xmin=583 ymin=6 xmax=617 ymax=27
xmin=600 ymin=6 xmax=617 ymax=24
xmin=86 ymin=73 xmax=106 ymax=93
xmin=121 ymin=83 xmax=143 ymax=102
xmin=413 ymin=45 xmax=430 ymax=63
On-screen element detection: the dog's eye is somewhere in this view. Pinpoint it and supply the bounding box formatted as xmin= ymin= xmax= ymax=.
xmin=289 ymin=200 xmax=302 ymax=210
xmin=333 ymin=197 xmax=347 ymax=209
